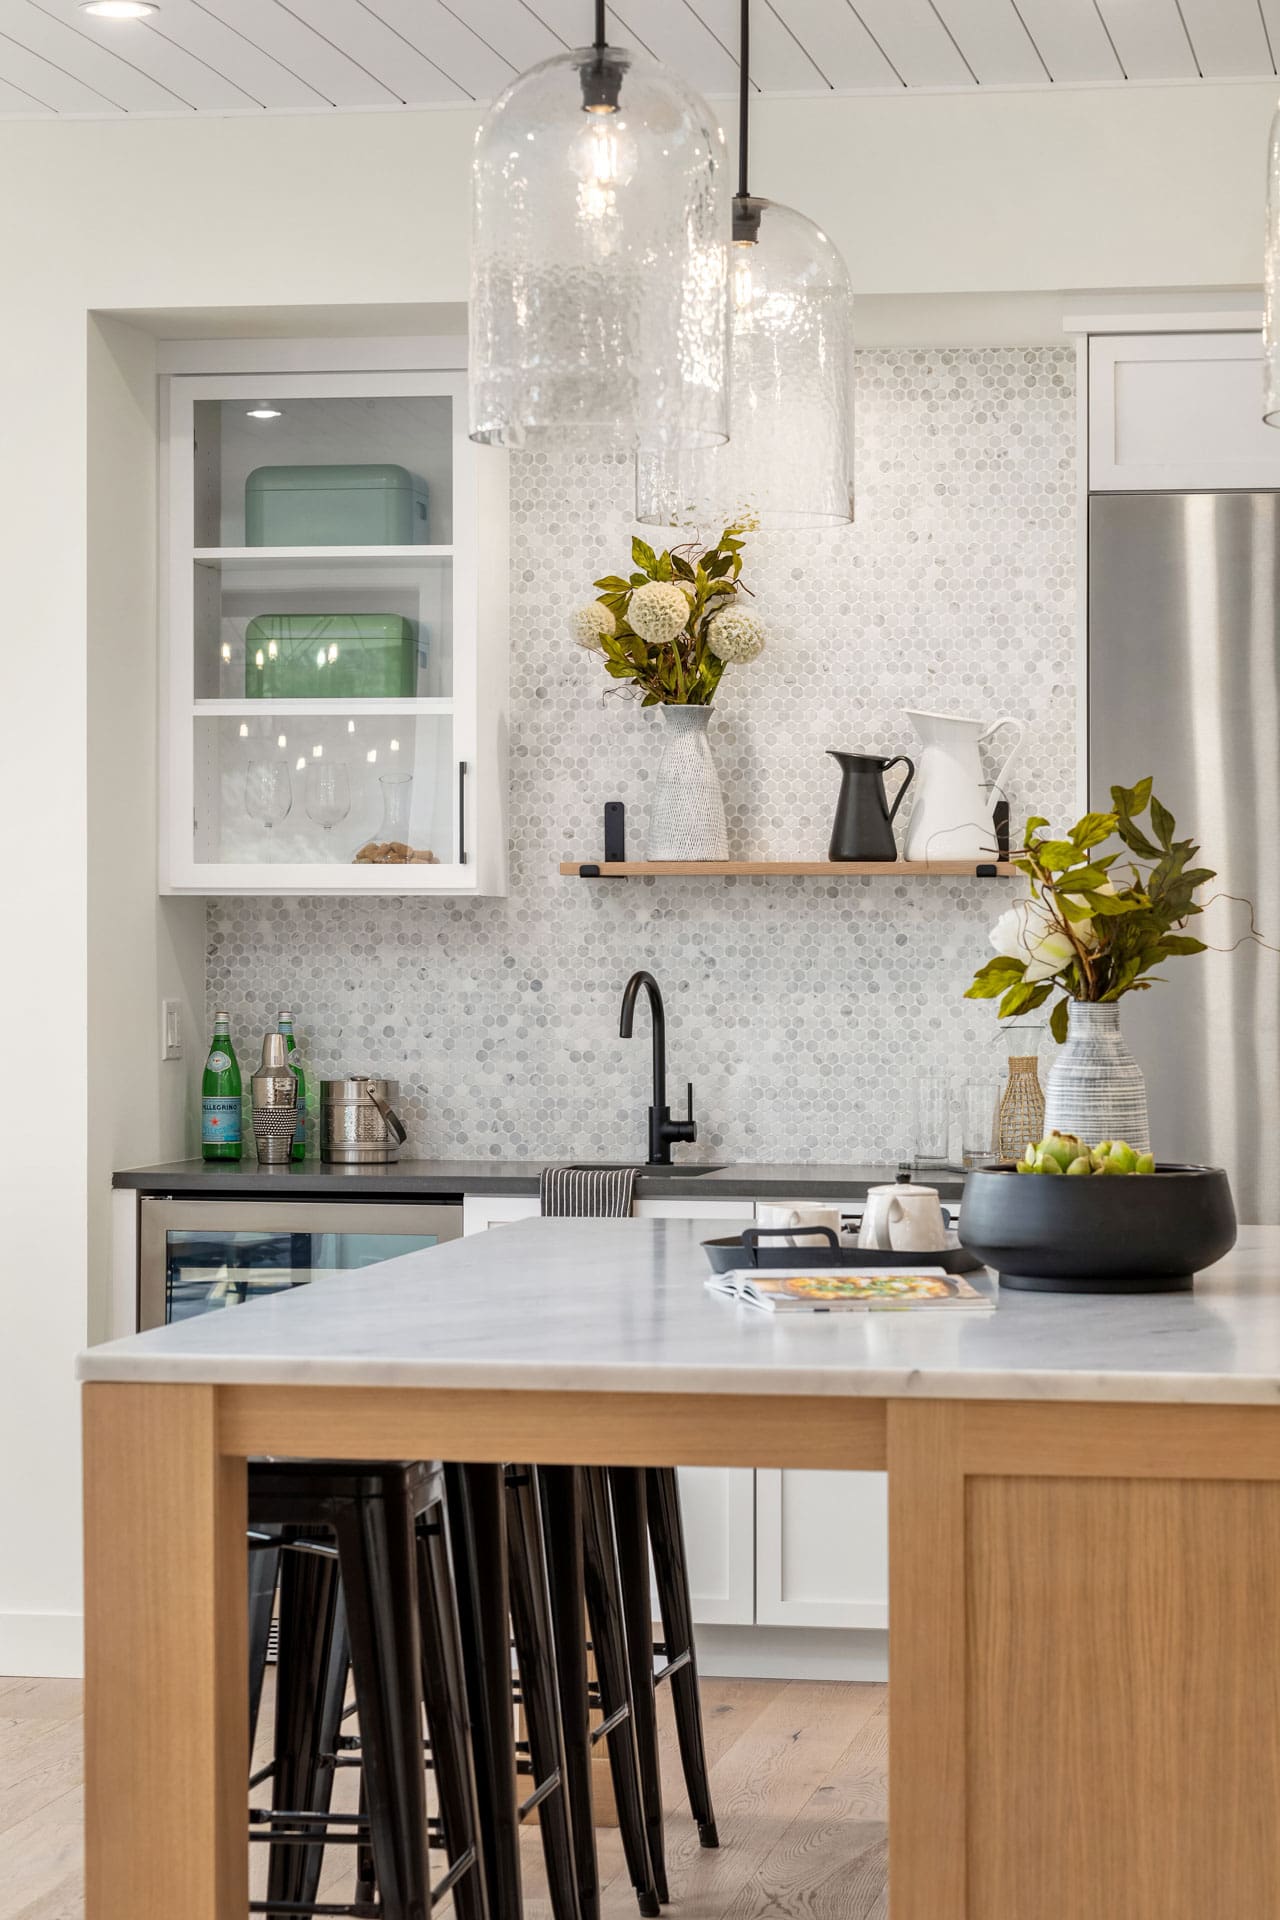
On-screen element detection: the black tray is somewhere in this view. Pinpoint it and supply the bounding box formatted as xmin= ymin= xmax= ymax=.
xmin=702 ymin=1224 xmax=986 ymax=1276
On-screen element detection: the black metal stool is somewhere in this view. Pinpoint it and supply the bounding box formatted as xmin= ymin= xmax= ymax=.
xmin=537 ymin=1465 xmax=661 ymax=1920
xmin=444 ymin=1461 xmax=584 ymax=1920
xmin=247 ymin=1458 xmax=487 ymax=1920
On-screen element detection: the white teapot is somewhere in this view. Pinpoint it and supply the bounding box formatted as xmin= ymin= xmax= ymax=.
xmin=858 ymin=1182 xmax=949 ymax=1254
xmin=902 ymin=709 xmax=1022 ymax=864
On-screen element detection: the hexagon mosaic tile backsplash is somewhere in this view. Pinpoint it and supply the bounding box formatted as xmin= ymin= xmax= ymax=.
xmin=207 ymin=347 xmax=1077 ymax=1164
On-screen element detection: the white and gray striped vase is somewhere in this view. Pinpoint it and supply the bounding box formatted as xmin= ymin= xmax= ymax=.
xmin=646 ymin=705 xmax=729 ymax=861
xmin=1043 ymin=1001 xmax=1150 ymax=1153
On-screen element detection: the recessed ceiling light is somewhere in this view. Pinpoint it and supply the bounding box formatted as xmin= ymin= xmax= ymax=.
xmin=80 ymin=2 xmax=159 ymax=18
xmin=246 ymin=404 xmax=282 ymax=420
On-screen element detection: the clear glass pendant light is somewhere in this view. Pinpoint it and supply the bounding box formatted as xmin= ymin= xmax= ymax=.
xmin=635 ymin=0 xmax=853 ymax=529
xmin=469 ymin=0 xmax=729 ymax=451
xmin=1265 ymin=102 xmax=1280 ymax=425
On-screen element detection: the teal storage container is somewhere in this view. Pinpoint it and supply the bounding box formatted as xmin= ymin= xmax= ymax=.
xmin=245 ymin=463 xmax=430 ymax=546
xmin=244 ymin=615 xmax=419 ymax=699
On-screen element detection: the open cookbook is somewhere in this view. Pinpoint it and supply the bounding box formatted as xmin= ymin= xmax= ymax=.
xmin=705 ymin=1266 xmax=994 ymax=1313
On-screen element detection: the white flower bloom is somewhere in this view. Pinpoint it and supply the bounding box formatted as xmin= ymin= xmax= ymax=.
xmin=990 ymin=898 xmax=1081 ymax=984
xmin=569 ymin=603 xmax=615 ymax=652
xmin=706 ymin=606 xmax=766 ymax=664
xmin=629 ymin=580 xmax=689 ymax=646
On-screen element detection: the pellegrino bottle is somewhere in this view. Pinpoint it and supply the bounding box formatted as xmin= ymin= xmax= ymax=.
xmin=277 ymin=1011 xmax=307 ymax=1162
xmin=201 ymin=1012 xmax=242 ymax=1162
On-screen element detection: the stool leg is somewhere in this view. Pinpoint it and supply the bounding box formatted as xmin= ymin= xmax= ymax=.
xmin=538 ymin=1466 xmax=599 ymax=1920
xmin=248 ymin=1542 xmax=279 ymax=1745
xmin=609 ymin=1469 xmax=668 ymax=1903
xmin=506 ymin=1467 xmax=582 ymax=1920
xmin=416 ymin=1504 xmax=488 ymax=1920
xmin=331 ymin=1488 xmax=430 ymax=1920
xmin=446 ymin=1463 xmax=523 ymax=1920
xmin=266 ymin=1543 xmax=347 ymax=1918
xmin=582 ymin=1468 xmax=660 ymax=1918
xmin=646 ymin=1468 xmax=718 ymax=1848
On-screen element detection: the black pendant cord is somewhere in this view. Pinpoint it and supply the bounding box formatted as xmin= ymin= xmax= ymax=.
xmin=732 ymin=0 xmax=761 ymax=240
xmin=595 ymin=0 xmax=606 ymax=51
xmin=737 ymin=0 xmax=750 ymax=200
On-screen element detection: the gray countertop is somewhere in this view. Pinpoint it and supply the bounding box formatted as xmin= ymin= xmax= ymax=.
xmin=78 ymin=1217 xmax=1280 ymax=1406
xmin=111 ymin=1158 xmax=965 ymax=1199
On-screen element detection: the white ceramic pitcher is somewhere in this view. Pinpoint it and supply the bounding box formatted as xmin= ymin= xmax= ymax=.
xmin=902 ymin=709 xmax=1022 ymax=863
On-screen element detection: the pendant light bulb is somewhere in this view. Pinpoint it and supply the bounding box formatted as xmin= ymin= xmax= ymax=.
xmin=636 ymin=0 xmax=853 ymax=530
xmin=469 ymin=7 xmax=729 ymax=451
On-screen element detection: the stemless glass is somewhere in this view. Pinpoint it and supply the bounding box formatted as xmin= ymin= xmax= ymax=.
xmin=913 ymin=1069 xmax=952 ymax=1170
xmin=961 ymin=1079 xmax=1000 ymax=1169
xmin=245 ymin=759 xmax=293 ymax=861
xmin=304 ymin=760 xmax=352 ymax=837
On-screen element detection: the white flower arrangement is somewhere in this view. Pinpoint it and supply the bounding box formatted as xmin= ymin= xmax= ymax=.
xmin=579 ymin=529 xmax=765 ymax=706
xmin=628 ymin=580 xmax=690 ymax=647
xmin=569 ymin=603 xmax=616 ymax=652
xmin=706 ymin=606 xmax=767 ymax=664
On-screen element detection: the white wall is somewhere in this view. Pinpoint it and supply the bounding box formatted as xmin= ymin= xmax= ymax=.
xmin=0 ymin=80 xmax=1276 ymax=1673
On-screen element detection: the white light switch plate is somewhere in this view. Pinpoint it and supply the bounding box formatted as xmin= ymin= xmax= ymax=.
xmin=162 ymin=999 xmax=183 ymax=1061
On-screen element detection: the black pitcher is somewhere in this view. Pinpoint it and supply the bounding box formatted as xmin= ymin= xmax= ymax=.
xmin=827 ymin=751 xmax=915 ymax=861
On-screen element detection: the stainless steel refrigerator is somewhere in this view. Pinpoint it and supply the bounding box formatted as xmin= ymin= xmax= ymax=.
xmin=1089 ymin=491 xmax=1280 ymax=1224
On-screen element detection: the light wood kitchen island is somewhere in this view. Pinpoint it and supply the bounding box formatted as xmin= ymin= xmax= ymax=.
xmin=78 ymin=1217 xmax=1280 ymax=1919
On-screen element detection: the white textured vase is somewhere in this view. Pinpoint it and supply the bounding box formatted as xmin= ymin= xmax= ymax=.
xmin=646 ymin=706 xmax=729 ymax=861
xmin=1043 ymin=1001 xmax=1151 ymax=1153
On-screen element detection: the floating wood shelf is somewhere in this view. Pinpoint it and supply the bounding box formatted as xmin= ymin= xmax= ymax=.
xmin=560 ymin=859 xmax=1016 ymax=878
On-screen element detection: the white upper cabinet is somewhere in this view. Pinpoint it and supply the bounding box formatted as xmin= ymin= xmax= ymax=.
xmin=1089 ymin=332 xmax=1280 ymax=492
xmin=162 ymin=362 xmax=508 ymax=895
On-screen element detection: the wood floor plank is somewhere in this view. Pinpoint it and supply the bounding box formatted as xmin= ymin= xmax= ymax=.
xmin=722 ymin=1699 xmax=888 ymax=1920
xmin=0 ymin=1674 xmax=888 ymax=1920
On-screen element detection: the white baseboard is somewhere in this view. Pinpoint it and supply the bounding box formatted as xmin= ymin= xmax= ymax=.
xmin=693 ymin=1624 xmax=888 ymax=1683
xmin=0 ymin=1610 xmax=84 ymax=1679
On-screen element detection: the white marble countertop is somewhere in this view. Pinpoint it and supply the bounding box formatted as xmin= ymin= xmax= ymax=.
xmin=77 ymin=1218 xmax=1280 ymax=1406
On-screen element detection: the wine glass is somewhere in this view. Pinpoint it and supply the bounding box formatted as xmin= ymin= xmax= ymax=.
xmin=245 ymin=759 xmax=293 ymax=860
xmin=304 ymin=760 xmax=352 ymax=840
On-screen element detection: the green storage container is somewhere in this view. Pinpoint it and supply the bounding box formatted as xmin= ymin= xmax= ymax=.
xmin=244 ymin=463 xmax=430 ymax=546
xmin=244 ymin=615 xmax=419 ymax=699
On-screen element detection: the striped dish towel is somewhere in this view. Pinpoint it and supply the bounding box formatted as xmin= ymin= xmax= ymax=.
xmin=540 ymin=1166 xmax=638 ymax=1218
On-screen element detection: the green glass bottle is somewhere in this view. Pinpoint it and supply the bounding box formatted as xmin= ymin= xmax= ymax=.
xmin=277 ymin=1010 xmax=307 ymax=1162
xmin=201 ymin=1012 xmax=242 ymax=1162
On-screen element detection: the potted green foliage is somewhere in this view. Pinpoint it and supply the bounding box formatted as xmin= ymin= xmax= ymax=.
xmin=964 ymin=779 xmax=1214 ymax=1151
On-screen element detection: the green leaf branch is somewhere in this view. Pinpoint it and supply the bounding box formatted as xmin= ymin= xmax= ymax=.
xmin=965 ymin=781 xmax=1221 ymax=1043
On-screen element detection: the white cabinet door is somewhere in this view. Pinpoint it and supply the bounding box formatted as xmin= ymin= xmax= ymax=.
xmin=672 ymin=1467 xmax=755 ymax=1626
xmin=755 ymin=1469 xmax=888 ymax=1629
xmin=1089 ymin=332 xmax=1280 ymax=491
xmin=163 ymin=360 xmax=508 ymax=897
xmin=462 ymin=1194 xmax=540 ymax=1235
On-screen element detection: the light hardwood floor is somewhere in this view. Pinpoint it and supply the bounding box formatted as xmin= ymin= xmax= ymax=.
xmin=1 ymin=1672 xmax=887 ymax=1920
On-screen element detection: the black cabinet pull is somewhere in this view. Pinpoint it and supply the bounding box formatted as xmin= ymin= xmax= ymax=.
xmin=458 ymin=761 xmax=468 ymax=865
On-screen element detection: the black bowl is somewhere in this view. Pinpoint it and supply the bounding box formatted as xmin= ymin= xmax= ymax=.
xmin=959 ymin=1163 xmax=1237 ymax=1293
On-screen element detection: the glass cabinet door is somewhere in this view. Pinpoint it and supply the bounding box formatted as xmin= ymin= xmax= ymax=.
xmin=138 ymin=1199 xmax=463 ymax=1329
xmin=164 ymin=368 xmax=485 ymax=893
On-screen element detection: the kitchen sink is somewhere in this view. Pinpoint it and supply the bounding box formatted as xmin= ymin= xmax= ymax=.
xmin=574 ymin=1162 xmax=727 ymax=1176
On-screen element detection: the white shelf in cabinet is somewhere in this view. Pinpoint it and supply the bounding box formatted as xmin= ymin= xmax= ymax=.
xmin=193 ymin=546 xmax=454 ymax=564
xmin=193 ymin=697 xmax=455 ymax=718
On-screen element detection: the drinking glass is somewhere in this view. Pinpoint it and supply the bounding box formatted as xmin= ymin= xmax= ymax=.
xmin=245 ymin=759 xmax=293 ymax=860
xmin=912 ymin=1069 xmax=952 ymax=1170
xmin=961 ymin=1079 xmax=1000 ymax=1169
xmin=304 ymin=760 xmax=352 ymax=837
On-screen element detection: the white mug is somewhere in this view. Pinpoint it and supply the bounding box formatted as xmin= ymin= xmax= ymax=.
xmin=755 ymin=1204 xmax=844 ymax=1248
xmin=858 ymin=1183 xmax=949 ymax=1254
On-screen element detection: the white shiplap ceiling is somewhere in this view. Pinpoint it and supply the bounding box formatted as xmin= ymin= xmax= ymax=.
xmin=0 ymin=0 xmax=1277 ymax=117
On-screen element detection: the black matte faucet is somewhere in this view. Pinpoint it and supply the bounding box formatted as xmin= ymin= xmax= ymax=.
xmin=619 ymin=970 xmax=697 ymax=1166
